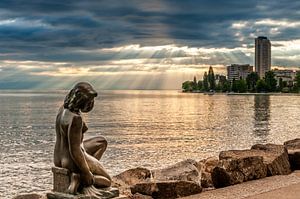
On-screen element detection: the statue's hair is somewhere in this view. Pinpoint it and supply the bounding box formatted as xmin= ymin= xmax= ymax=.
xmin=64 ymin=82 xmax=97 ymax=112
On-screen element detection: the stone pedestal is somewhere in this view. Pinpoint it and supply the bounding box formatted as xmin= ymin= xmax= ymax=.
xmin=52 ymin=167 xmax=70 ymax=193
xmin=48 ymin=167 xmax=121 ymax=199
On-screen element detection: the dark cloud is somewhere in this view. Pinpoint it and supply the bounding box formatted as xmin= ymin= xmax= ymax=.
xmin=1 ymin=0 xmax=300 ymax=53
xmin=1 ymin=1 xmax=300 ymax=89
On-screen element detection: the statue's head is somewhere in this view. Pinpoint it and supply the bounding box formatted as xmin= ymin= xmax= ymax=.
xmin=64 ymin=82 xmax=98 ymax=113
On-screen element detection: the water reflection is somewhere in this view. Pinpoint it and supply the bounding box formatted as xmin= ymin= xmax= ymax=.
xmin=253 ymin=95 xmax=270 ymax=142
xmin=1 ymin=91 xmax=300 ymax=198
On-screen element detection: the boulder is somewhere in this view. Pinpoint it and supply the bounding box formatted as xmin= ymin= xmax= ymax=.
xmin=219 ymin=144 xmax=291 ymax=176
xmin=212 ymin=156 xmax=267 ymax=188
xmin=112 ymin=167 xmax=151 ymax=197
xmin=212 ymin=144 xmax=292 ymax=188
xmin=131 ymin=181 xmax=202 ymax=199
xmin=251 ymin=144 xmax=291 ymax=175
xmin=151 ymin=159 xmax=201 ymax=185
xmin=114 ymin=167 xmax=152 ymax=185
xmin=198 ymin=157 xmax=219 ymax=188
xmin=284 ymin=138 xmax=300 ymax=170
xmin=129 ymin=160 xmax=202 ymax=198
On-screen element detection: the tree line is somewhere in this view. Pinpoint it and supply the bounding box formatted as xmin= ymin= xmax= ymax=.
xmin=182 ymin=66 xmax=300 ymax=93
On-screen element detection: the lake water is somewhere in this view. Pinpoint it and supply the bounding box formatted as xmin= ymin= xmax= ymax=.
xmin=1 ymin=90 xmax=300 ymax=198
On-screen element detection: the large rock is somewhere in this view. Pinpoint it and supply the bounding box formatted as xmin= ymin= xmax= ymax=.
xmin=198 ymin=157 xmax=219 ymax=188
xmin=251 ymin=144 xmax=291 ymax=175
xmin=131 ymin=181 xmax=202 ymax=199
xmin=212 ymin=144 xmax=292 ymax=188
xmin=112 ymin=167 xmax=152 ymax=197
xmin=220 ymin=144 xmax=291 ymax=176
xmin=114 ymin=160 xmax=202 ymax=198
xmin=114 ymin=167 xmax=152 ymax=186
xmin=212 ymin=156 xmax=267 ymax=188
xmin=284 ymin=138 xmax=300 ymax=170
xmin=151 ymin=159 xmax=201 ymax=185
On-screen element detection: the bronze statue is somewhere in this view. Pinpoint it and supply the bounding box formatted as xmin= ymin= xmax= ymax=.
xmin=54 ymin=82 xmax=111 ymax=194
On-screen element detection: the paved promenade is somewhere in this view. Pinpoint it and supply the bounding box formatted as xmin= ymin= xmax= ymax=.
xmin=182 ymin=171 xmax=300 ymax=199
xmin=245 ymin=182 xmax=300 ymax=199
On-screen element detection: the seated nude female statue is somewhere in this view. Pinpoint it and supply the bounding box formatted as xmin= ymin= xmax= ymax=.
xmin=54 ymin=82 xmax=111 ymax=194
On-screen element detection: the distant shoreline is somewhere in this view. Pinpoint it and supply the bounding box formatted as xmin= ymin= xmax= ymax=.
xmin=182 ymin=91 xmax=300 ymax=96
xmin=227 ymin=92 xmax=300 ymax=96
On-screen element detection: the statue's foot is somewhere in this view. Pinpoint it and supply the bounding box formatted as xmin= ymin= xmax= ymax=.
xmin=67 ymin=173 xmax=80 ymax=194
xmin=82 ymin=186 xmax=119 ymax=199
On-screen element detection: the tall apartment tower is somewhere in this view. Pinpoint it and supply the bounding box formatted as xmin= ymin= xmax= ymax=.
xmin=255 ymin=36 xmax=271 ymax=78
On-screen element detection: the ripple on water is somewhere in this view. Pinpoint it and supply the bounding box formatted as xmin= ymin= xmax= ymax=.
xmin=1 ymin=91 xmax=300 ymax=198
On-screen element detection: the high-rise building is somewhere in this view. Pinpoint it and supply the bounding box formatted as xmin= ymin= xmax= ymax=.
xmin=255 ymin=36 xmax=271 ymax=78
xmin=227 ymin=64 xmax=253 ymax=82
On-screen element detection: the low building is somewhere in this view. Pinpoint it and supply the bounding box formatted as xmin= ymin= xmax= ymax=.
xmin=227 ymin=64 xmax=253 ymax=82
xmin=272 ymin=68 xmax=297 ymax=86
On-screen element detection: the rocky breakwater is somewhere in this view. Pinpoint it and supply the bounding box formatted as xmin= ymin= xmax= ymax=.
xmin=113 ymin=139 xmax=300 ymax=198
xmin=13 ymin=138 xmax=300 ymax=199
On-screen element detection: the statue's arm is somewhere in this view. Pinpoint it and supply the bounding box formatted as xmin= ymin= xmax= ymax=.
xmin=68 ymin=115 xmax=93 ymax=185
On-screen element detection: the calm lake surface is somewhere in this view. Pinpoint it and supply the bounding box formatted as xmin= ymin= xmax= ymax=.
xmin=1 ymin=90 xmax=300 ymax=198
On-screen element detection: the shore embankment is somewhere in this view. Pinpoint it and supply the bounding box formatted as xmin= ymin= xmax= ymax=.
xmin=112 ymin=138 xmax=300 ymax=198
xmin=13 ymin=138 xmax=300 ymax=199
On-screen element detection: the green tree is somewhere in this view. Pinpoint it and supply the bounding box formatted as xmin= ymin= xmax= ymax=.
xmin=236 ymin=79 xmax=247 ymax=93
xmin=231 ymin=78 xmax=238 ymax=92
xmin=282 ymin=87 xmax=289 ymax=93
xmin=278 ymin=78 xmax=283 ymax=91
xmin=203 ymin=72 xmax=209 ymax=91
xmin=215 ymin=83 xmax=222 ymax=91
xmin=264 ymin=71 xmax=277 ymax=92
xmin=222 ymin=80 xmax=231 ymax=92
xmin=246 ymin=72 xmax=259 ymax=92
xmin=192 ymin=76 xmax=198 ymax=90
xmin=256 ymin=79 xmax=267 ymax=92
xmin=182 ymin=81 xmax=193 ymax=92
xmin=208 ymin=66 xmax=216 ymax=90
xmin=294 ymin=71 xmax=300 ymax=91
xmin=198 ymin=80 xmax=203 ymax=91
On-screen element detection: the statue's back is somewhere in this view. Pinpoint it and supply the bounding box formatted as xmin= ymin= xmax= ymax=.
xmin=54 ymin=107 xmax=79 ymax=172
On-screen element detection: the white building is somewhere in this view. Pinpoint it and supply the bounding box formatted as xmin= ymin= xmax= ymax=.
xmin=272 ymin=69 xmax=297 ymax=86
xmin=227 ymin=64 xmax=253 ymax=82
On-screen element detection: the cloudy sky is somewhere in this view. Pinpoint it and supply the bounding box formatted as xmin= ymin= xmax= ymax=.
xmin=1 ymin=0 xmax=300 ymax=89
